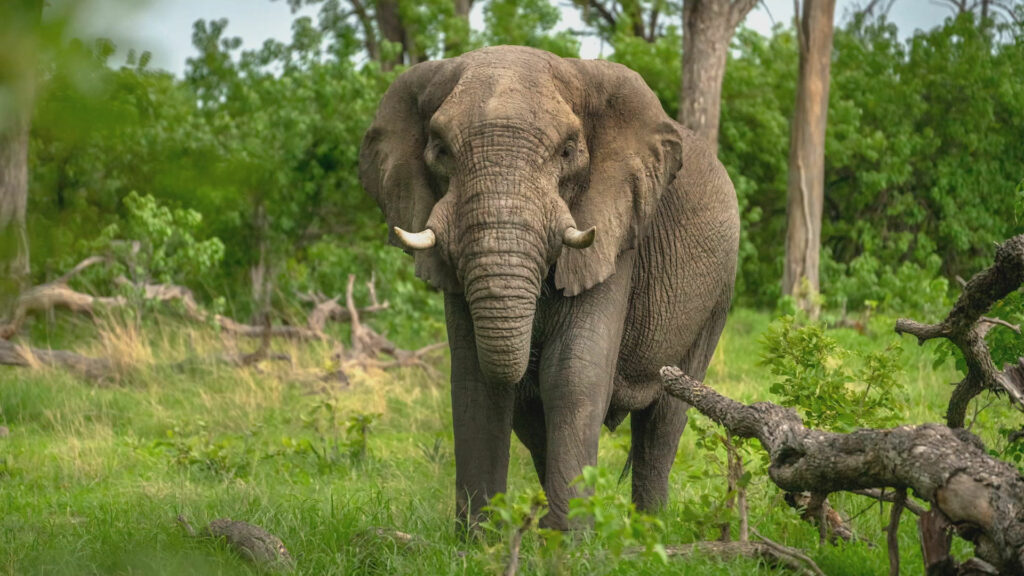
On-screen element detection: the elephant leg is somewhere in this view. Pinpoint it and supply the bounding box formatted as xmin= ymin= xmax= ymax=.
xmin=512 ymin=392 xmax=547 ymax=486
xmin=445 ymin=293 xmax=515 ymax=529
xmin=631 ymin=300 xmax=730 ymax=512
xmin=537 ymin=252 xmax=634 ymax=530
xmin=629 ymin=393 xmax=688 ymax=512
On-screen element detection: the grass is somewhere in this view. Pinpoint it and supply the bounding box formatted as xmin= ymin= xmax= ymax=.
xmin=0 ymin=307 xmax=1004 ymax=575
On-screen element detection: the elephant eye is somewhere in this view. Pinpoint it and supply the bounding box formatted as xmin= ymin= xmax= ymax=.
xmin=561 ymin=141 xmax=575 ymax=159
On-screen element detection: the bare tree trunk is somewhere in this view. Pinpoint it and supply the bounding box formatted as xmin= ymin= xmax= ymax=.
xmin=0 ymin=0 xmax=42 ymax=312
xmin=782 ymin=0 xmax=836 ymax=319
xmin=376 ymin=0 xmax=406 ymax=70
xmin=679 ymin=0 xmax=757 ymax=152
xmin=350 ymin=0 xmax=381 ymax=63
xmin=250 ymin=202 xmax=271 ymax=324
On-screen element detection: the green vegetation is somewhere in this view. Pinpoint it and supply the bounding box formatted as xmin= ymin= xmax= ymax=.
xmin=23 ymin=8 xmax=1024 ymax=331
xmin=4 ymin=2 xmax=1024 ymax=574
xmin=1 ymin=308 xmax=1014 ymax=574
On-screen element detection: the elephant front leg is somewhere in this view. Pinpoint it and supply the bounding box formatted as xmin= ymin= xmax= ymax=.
xmin=537 ymin=252 xmax=634 ymax=530
xmin=445 ymin=293 xmax=516 ymax=529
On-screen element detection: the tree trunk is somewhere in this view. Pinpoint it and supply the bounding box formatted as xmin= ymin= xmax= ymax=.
xmin=679 ymin=0 xmax=757 ymax=153
xmin=0 ymin=0 xmax=43 ymax=314
xmin=376 ymin=0 xmax=405 ymax=71
xmin=250 ymin=202 xmax=271 ymax=324
xmin=782 ymin=0 xmax=836 ymax=319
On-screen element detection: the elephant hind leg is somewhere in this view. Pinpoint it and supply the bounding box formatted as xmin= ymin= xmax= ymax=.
xmin=630 ymin=299 xmax=731 ymax=512
xmin=629 ymin=393 xmax=688 ymax=512
xmin=512 ymin=393 xmax=547 ymax=487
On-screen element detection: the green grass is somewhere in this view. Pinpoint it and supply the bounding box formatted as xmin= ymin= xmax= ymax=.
xmin=0 ymin=308 xmax=999 ymax=575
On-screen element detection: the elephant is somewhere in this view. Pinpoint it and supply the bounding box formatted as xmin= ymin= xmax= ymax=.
xmin=359 ymin=45 xmax=739 ymax=530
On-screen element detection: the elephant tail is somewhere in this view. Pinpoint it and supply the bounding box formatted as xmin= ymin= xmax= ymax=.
xmin=618 ymin=444 xmax=633 ymax=484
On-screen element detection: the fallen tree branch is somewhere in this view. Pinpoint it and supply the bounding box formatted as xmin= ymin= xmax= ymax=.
xmin=1 ymin=256 xmax=126 ymax=339
xmin=660 ymin=366 xmax=1024 ymax=574
xmin=624 ymin=538 xmax=824 ymax=576
xmin=895 ymin=234 xmax=1024 ymax=427
xmin=0 ymin=339 xmax=112 ymax=381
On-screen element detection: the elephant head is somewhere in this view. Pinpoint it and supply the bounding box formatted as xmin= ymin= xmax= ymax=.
xmin=360 ymin=46 xmax=682 ymax=386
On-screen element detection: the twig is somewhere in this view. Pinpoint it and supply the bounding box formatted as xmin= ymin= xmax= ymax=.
xmin=503 ymin=501 xmax=543 ymax=576
xmin=750 ymin=528 xmax=827 ymax=576
xmin=851 ymin=489 xmax=926 ymax=516
xmin=887 ymin=489 xmax=905 ymax=576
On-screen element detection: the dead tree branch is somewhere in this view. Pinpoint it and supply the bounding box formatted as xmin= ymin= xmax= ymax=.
xmin=0 ymin=256 xmax=126 ymax=339
xmin=895 ymin=234 xmax=1024 ymax=427
xmin=661 ymin=366 xmax=1024 ymax=573
xmin=0 ymin=338 xmax=112 ymax=381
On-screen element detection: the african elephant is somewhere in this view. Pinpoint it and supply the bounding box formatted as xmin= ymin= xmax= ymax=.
xmin=359 ymin=46 xmax=739 ymax=530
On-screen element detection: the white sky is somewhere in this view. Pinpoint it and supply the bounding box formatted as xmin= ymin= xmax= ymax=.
xmin=68 ymin=0 xmax=952 ymax=76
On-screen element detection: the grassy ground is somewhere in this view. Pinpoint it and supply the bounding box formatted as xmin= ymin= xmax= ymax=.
xmin=0 ymin=307 xmax=1004 ymax=575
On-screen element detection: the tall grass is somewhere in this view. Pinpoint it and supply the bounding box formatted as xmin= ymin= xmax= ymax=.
xmin=0 ymin=308 xmax=985 ymax=575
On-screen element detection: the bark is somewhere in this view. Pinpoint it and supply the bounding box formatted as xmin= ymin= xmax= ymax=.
xmin=678 ymin=0 xmax=757 ymax=152
xmin=782 ymin=0 xmax=836 ymax=319
xmin=661 ymin=366 xmax=1024 ymax=574
xmin=0 ymin=0 xmax=43 ymax=308
xmin=376 ymin=0 xmax=406 ymax=71
xmin=895 ymin=234 xmax=1024 ymax=428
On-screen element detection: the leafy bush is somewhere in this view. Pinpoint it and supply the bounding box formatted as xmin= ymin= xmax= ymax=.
xmin=760 ymin=316 xmax=906 ymax=431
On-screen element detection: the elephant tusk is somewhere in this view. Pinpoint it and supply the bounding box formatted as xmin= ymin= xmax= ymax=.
xmin=562 ymin=226 xmax=596 ymax=249
xmin=394 ymin=227 xmax=436 ymax=250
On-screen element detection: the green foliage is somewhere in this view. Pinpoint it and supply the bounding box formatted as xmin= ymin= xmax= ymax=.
xmin=760 ymin=316 xmax=907 ymax=431
xmin=680 ymin=415 xmax=758 ymax=541
xmin=89 ymin=192 xmax=225 ymax=286
xmin=301 ymin=398 xmax=379 ymax=468
xmin=25 ymin=2 xmax=1024 ymax=328
xmin=481 ymin=0 xmax=580 ymax=56
xmin=569 ymin=466 xmax=668 ymax=564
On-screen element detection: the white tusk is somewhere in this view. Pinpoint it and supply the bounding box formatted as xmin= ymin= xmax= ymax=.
xmin=394 ymin=227 xmax=436 ymax=250
xmin=562 ymin=226 xmax=596 ymax=249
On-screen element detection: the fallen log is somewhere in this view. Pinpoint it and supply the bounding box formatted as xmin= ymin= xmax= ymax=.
xmin=0 ymin=338 xmax=112 ymax=381
xmin=661 ymin=366 xmax=1024 ymax=574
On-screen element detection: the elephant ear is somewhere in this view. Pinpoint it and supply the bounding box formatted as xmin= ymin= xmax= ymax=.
xmin=553 ymin=60 xmax=683 ymax=297
xmin=359 ymin=60 xmax=464 ymax=292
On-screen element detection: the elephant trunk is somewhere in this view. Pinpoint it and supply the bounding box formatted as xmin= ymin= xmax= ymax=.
xmin=459 ymin=187 xmax=548 ymax=386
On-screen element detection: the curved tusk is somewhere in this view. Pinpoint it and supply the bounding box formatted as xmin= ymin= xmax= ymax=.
xmin=562 ymin=226 xmax=596 ymax=250
xmin=394 ymin=227 xmax=436 ymax=250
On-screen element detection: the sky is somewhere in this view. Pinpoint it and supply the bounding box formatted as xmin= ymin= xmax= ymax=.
xmin=69 ymin=0 xmax=953 ymax=76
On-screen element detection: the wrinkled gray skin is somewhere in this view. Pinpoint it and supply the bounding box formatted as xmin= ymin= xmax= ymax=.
xmin=359 ymin=46 xmax=739 ymax=530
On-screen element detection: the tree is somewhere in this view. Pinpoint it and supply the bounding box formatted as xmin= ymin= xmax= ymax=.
xmin=572 ymin=0 xmax=679 ymax=42
xmin=782 ymin=0 xmax=836 ymax=318
xmin=678 ymin=0 xmax=758 ymax=151
xmin=0 ymin=0 xmax=43 ymax=308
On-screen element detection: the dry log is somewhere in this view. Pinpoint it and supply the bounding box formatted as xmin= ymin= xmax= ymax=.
xmin=895 ymin=234 xmax=1024 ymax=427
xmin=0 ymin=338 xmax=112 ymax=381
xmin=661 ymin=366 xmax=1024 ymax=574
xmin=623 ymin=538 xmax=824 ymax=576
xmin=0 ymin=256 xmax=123 ymax=339
xmin=178 ymin=515 xmax=293 ymax=572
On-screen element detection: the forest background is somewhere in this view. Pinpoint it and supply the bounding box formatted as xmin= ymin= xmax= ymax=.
xmin=4 ymin=0 xmax=1023 ymax=346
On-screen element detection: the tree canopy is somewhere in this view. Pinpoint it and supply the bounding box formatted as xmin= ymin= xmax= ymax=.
xmin=20 ymin=2 xmax=1024 ymax=345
